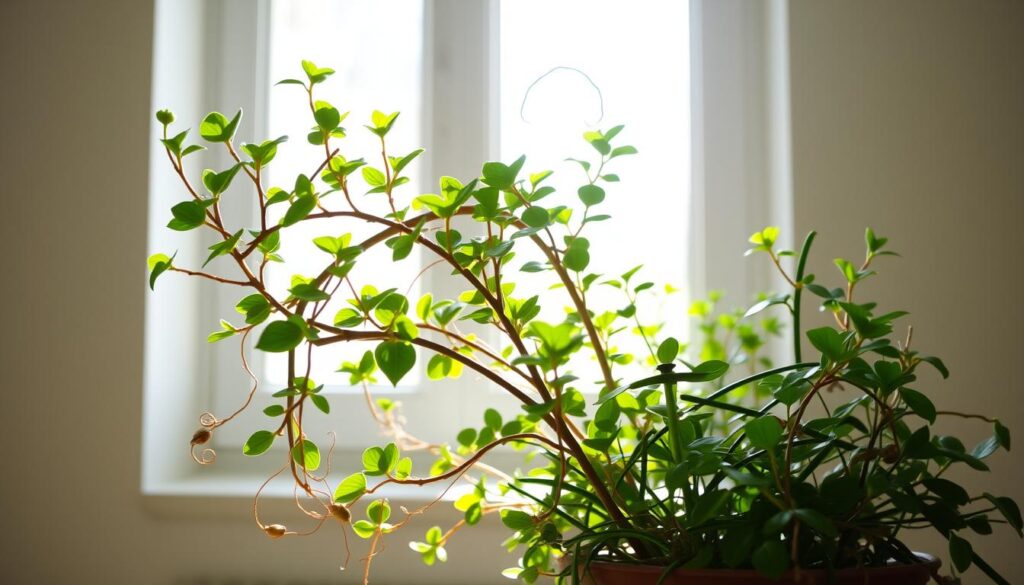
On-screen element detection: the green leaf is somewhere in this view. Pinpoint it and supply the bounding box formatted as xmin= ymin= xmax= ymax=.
xmin=199 ymin=110 xmax=242 ymax=143
xmin=752 ymin=540 xmax=789 ymax=579
xmin=291 ymin=439 xmax=321 ymax=471
xmin=484 ymin=408 xmax=503 ymax=430
xmin=300 ymin=59 xmax=334 ymax=84
xmin=465 ymin=501 xmax=482 ymax=525
xmin=744 ymin=416 xmax=784 ymax=450
xmin=256 ymin=320 xmax=304 ymax=352
xmin=610 ymin=145 xmax=638 ymax=158
xmin=806 ymin=327 xmax=847 ymax=361
xmin=983 ymin=493 xmax=1022 ymax=536
xmin=501 ymin=509 xmax=534 ymax=531
xmin=578 ymin=184 xmax=605 ymax=206
xmin=203 ymin=229 xmax=243 ymax=267
xmin=689 ymin=490 xmax=730 ymax=526
xmin=313 ymin=100 xmax=341 ymax=131
xmin=289 ymin=282 xmax=330 ymax=302
xmin=391 ymin=148 xmax=424 ymax=175
xmin=367 ymin=110 xmax=400 ymax=137
xmin=921 ymin=355 xmax=950 ymax=379
xmin=282 ymin=194 xmax=317 ymax=226
xmin=995 ymin=420 xmax=1011 ymax=450
xmin=563 ymin=237 xmax=590 ymax=272
xmin=367 ymin=499 xmax=391 ymax=524
xmin=481 ymin=155 xmax=526 ymax=190
xmin=236 ymin=293 xmax=271 ymax=325
xmin=656 ymin=337 xmax=680 ymax=364
xmin=310 ymin=393 xmax=330 ymax=414
xmin=899 ymin=387 xmax=936 ymax=423
xmin=374 ymin=341 xmax=415 ymax=386
xmin=167 ymin=200 xmax=210 ymax=231
xmin=333 ymin=472 xmax=366 ymax=504
xmin=948 ymin=532 xmax=973 ymax=572
xmin=794 ymin=508 xmax=837 ymax=538
xmin=147 ymin=252 xmax=175 ymax=290
xmin=352 ymin=519 xmax=377 ymax=539
xmin=263 ymin=404 xmax=285 ymax=416
xmin=201 ymin=164 xmax=242 ymax=195
xmin=362 ymin=166 xmax=386 ymax=188
xmin=521 ymin=206 xmax=550 ymax=228
xmin=243 ymin=430 xmax=275 ymax=456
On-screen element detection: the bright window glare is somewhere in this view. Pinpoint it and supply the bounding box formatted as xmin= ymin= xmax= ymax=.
xmin=500 ymin=1 xmax=691 ymax=387
xmin=263 ymin=0 xmax=424 ymax=387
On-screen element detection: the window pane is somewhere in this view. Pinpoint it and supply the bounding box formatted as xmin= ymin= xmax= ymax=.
xmin=500 ymin=0 xmax=690 ymax=388
xmin=263 ymin=0 xmax=425 ymax=387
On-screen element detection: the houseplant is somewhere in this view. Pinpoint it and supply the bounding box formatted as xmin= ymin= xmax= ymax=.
xmin=149 ymin=61 xmax=1020 ymax=584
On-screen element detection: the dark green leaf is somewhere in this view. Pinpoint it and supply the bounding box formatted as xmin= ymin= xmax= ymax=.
xmin=752 ymin=540 xmax=789 ymax=579
xmin=948 ymin=532 xmax=973 ymax=572
xmin=745 ymin=416 xmax=784 ymax=450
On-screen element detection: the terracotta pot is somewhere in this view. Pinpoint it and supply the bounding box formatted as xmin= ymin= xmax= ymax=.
xmin=576 ymin=554 xmax=940 ymax=585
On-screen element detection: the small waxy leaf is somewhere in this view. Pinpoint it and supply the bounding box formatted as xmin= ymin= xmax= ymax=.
xmin=367 ymin=499 xmax=391 ymax=524
xmin=203 ymin=229 xmax=243 ymax=267
xmin=300 ymin=59 xmax=335 ymax=84
xmin=167 ymin=200 xmax=211 ymax=231
xmin=199 ymin=110 xmax=243 ymax=143
xmin=289 ymin=282 xmax=330 ymax=302
xmin=578 ymin=184 xmax=605 ymax=206
xmin=899 ymin=387 xmax=936 ymax=423
xmin=291 ymin=439 xmax=321 ymax=471
xmin=236 ymin=293 xmax=271 ymax=325
xmin=147 ymin=252 xmax=175 ymax=290
xmin=243 ymin=430 xmax=275 ymax=456
xmin=282 ymin=194 xmax=317 ymax=226
xmin=201 ymin=164 xmax=242 ymax=195
xmin=656 ymin=337 xmax=680 ymax=364
xmin=256 ymin=320 xmax=304 ymax=353
xmin=333 ymin=472 xmax=366 ymax=504
xmin=521 ymin=206 xmax=550 ymax=228
xmin=501 ymin=510 xmax=534 ymax=531
xmin=481 ymin=155 xmax=526 ymax=190
xmin=374 ymin=341 xmax=416 ymax=386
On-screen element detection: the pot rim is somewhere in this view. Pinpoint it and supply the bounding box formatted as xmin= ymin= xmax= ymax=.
xmin=583 ymin=552 xmax=941 ymax=578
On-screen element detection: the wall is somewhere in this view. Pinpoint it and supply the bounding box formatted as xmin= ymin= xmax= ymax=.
xmin=789 ymin=1 xmax=1024 ymax=581
xmin=0 ymin=1 xmax=497 ymax=583
xmin=1 ymin=0 xmax=1021 ymax=583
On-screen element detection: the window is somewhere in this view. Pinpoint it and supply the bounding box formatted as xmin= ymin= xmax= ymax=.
xmin=144 ymin=0 xmax=791 ymax=496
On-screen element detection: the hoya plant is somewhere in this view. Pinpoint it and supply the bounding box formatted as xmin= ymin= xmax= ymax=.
xmin=150 ymin=61 xmax=1019 ymax=584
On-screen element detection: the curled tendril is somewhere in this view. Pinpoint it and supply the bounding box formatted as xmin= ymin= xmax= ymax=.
xmin=198 ymin=412 xmax=219 ymax=428
xmin=190 ymin=445 xmax=216 ymax=465
xmin=189 ymin=329 xmax=261 ymax=466
xmin=189 ymin=427 xmax=215 ymax=464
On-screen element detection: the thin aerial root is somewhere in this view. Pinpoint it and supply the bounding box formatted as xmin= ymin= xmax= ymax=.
xmin=254 ymin=464 xmax=289 ymax=530
xmin=309 ymin=431 xmax=337 ymax=482
xmin=339 ymin=519 xmax=352 ymax=571
xmin=214 ymin=328 xmax=261 ymax=428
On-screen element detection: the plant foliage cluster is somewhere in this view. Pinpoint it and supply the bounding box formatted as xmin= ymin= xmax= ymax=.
xmin=151 ymin=61 xmax=1018 ymax=584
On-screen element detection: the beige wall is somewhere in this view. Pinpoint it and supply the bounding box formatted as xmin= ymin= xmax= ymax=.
xmin=790 ymin=1 xmax=1024 ymax=581
xmin=1 ymin=0 xmax=1021 ymax=583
